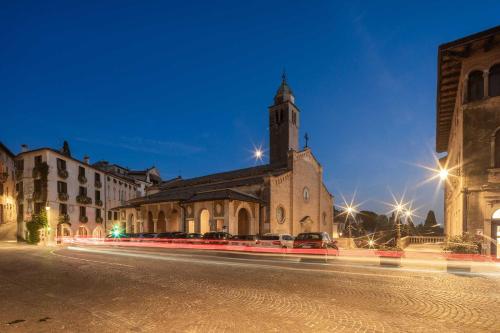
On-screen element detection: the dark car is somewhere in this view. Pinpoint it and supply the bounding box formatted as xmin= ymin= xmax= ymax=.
xmin=202 ymin=232 xmax=232 ymax=245
xmin=293 ymin=232 xmax=338 ymax=250
xmin=185 ymin=233 xmax=203 ymax=244
xmin=134 ymin=233 xmax=156 ymax=241
xmin=155 ymin=232 xmax=187 ymax=242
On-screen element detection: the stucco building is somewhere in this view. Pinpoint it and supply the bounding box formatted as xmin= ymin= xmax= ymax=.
xmin=436 ymin=26 xmax=500 ymax=257
xmin=0 ymin=142 xmax=17 ymax=229
xmin=120 ymin=76 xmax=334 ymax=236
xmin=14 ymin=142 xmax=160 ymax=242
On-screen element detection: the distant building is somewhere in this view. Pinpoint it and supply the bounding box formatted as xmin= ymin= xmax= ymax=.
xmin=436 ymin=26 xmax=500 ymax=257
xmin=0 ymin=142 xmax=17 ymax=229
xmin=92 ymin=161 xmax=161 ymax=232
xmin=119 ymin=76 xmax=334 ymax=236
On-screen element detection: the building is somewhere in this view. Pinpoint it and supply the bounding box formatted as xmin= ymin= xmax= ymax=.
xmin=0 ymin=142 xmax=17 ymax=231
xmin=92 ymin=161 xmax=161 ymax=232
xmin=15 ymin=144 xmax=108 ymax=241
xmin=119 ymin=76 xmax=334 ymax=236
xmin=436 ymin=26 xmax=500 ymax=257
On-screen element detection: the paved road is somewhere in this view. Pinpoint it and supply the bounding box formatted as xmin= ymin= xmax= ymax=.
xmin=0 ymin=243 xmax=499 ymax=333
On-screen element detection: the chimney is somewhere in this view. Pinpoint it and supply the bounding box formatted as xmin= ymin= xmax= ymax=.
xmin=21 ymin=144 xmax=28 ymax=153
xmin=83 ymin=155 xmax=90 ymax=164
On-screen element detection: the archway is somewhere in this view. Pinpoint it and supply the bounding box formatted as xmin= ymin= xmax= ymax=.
xmin=300 ymin=216 xmax=314 ymax=233
xmin=200 ymin=209 xmax=210 ymax=234
xmin=77 ymin=226 xmax=88 ymax=238
xmin=147 ymin=211 xmax=154 ymax=232
xmin=93 ymin=226 xmax=104 ymax=239
xmin=237 ymin=208 xmax=250 ymax=235
xmin=157 ymin=211 xmax=166 ymax=233
xmin=168 ymin=209 xmax=179 ymax=231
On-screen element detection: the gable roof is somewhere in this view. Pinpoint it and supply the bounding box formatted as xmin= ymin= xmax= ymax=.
xmin=0 ymin=142 xmax=15 ymax=158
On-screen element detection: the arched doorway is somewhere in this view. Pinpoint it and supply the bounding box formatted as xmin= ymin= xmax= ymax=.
xmin=300 ymin=216 xmax=313 ymax=233
xmin=200 ymin=209 xmax=210 ymax=234
xmin=157 ymin=211 xmax=166 ymax=233
xmin=168 ymin=209 xmax=179 ymax=231
xmin=237 ymin=208 xmax=250 ymax=235
xmin=77 ymin=226 xmax=88 ymax=238
xmin=147 ymin=211 xmax=154 ymax=232
xmin=93 ymin=226 xmax=104 ymax=239
xmin=56 ymin=223 xmax=71 ymax=243
xmin=492 ymin=209 xmax=500 ymax=258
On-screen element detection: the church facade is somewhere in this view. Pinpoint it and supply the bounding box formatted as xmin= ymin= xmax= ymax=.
xmin=119 ymin=77 xmax=334 ymax=236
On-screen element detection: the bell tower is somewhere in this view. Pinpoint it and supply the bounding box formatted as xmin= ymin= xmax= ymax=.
xmin=269 ymin=73 xmax=300 ymax=166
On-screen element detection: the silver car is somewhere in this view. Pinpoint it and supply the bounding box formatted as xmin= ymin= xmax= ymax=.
xmin=259 ymin=234 xmax=294 ymax=248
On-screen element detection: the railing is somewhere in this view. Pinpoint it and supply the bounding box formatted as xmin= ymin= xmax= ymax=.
xmin=399 ymin=236 xmax=446 ymax=248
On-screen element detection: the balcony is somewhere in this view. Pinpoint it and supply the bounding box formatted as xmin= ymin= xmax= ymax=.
xmin=15 ymin=169 xmax=23 ymax=180
xmin=57 ymin=168 xmax=69 ymax=179
xmin=96 ymin=216 xmax=103 ymax=224
xmin=17 ymin=192 xmax=24 ymax=201
xmin=76 ymin=195 xmax=92 ymax=205
xmin=32 ymin=163 xmax=49 ymax=179
xmin=78 ymin=174 xmax=87 ymax=185
xmin=58 ymin=214 xmax=70 ymax=225
xmin=58 ymin=192 xmax=69 ymax=202
xmin=95 ymin=180 xmax=102 ymax=189
xmin=95 ymin=199 xmax=103 ymax=207
xmin=33 ymin=191 xmax=48 ymax=202
xmin=79 ymin=215 xmax=88 ymax=223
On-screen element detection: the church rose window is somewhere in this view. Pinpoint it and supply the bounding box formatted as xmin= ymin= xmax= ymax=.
xmin=276 ymin=206 xmax=285 ymax=224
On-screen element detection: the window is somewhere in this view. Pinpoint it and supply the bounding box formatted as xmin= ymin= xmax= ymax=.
xmin=495 ymin=130 xmax=500 ymax=168
xmin=34 ymin=179 xmax=42 ymax=193
xmin=15 ymin=159 xmax=24 ymax=171
xmin=303 ymin=187 xmax=311 ymax=202
xmin=56 ymin=158 xmax=66 ymax=170
xmin=34 ymin=203 xmax=43 ymax=214
xmin=276 ymin=206 xmax=285 ymax=224
xmin=108 ymin=211 xmax=112 ymax=220
xmin=59 ymin=203 xmax=68 ymax=215
xmin=95 ymin=173 xmax=101 ymax=182
xmin=467 ymin=70 xmax=484 ymax=102
xmin=292 ymin=111 xmax=296 ymax=125
xmin=17 ymin=204 xmax=23 ymax=222
xmin=96 ymin=208 xmax=101 ymax=218
xmin=34 ymin=155 xmax=42 ymax=166
xmin=0 ymin=183 xmax=3 ymax=196
xmin=16 ymin=181 xmax=23 ymax=193
xmin=57 ymin=181 xmax=67 ymax=194
xmin=78 ymin=166 xmax=85 ymax=177
xmin=489 ymin=64 xmax=500 ymax=97
xmin=95 ymin=190 xmax=101 ymax=201
xmin=79 ymin=186 xmax=87 ymax=196
xmin=113 ymin=212 xmax=118 ymax=220
xmin=79 ymin=206 xmax=86 ymax=218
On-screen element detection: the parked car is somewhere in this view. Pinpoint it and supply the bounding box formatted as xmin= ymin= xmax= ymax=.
xmin=202 ymin=232 xmax=232 ymax=244
xmin=259 ymin=234 xmax=294 ymax=248
xmin=229 ymin=235 xmax=260 ymax=246
xmin=134 ymin=233 xmax=157 ymax=241
xmin=155 ymin=232 xmax=187 ymax=242
xmin=293 ymin=232 xmax=338 ymax=250
xmin=185 ymin=233 xmax=203 ymax=244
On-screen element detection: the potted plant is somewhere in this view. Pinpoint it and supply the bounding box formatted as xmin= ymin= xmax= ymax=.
xmin=95 ymin=180 xmax=102 ymax=188
xmin=58 ymin=214 xmax=70 ymax=225
xmin=58 ymin=192 xmax=69 ymax=201
xmin=376 ymin=244 xmax=405 ymax=267
xmin=78 ymin=174 xmax=87 ymax=184
xmin=443 ymin=233 xmax=480 ymax=273
xmin=76 ymin=195 xmax=92 ymax=205
xmin=96 ymin=216 xmax=103 ymax=224
xmin=79 ymin=215 xmax=88 ymax=223
xmin=95 ymin=199 xmax=103 ymax=207
xmin=57 ymin=168 xmax=68 ymax=179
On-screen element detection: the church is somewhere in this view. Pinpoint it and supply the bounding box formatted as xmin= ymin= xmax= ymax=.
xmin=118 ymin=76 xmax=334 ymax=236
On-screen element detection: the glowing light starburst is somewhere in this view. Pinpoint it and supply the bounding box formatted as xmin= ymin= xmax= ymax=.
xmin=250 ymin=144 xmax=265 ymax=164
xmin=337 ymin=191 xmax=362 ymax=222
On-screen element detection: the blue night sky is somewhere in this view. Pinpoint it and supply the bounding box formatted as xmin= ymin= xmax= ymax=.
xmin=1 ymin=1 xmax=499 ymax=224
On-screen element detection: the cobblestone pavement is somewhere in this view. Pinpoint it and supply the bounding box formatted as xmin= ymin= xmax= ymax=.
xmin=0 ymin=243 xmax=499 ymax=333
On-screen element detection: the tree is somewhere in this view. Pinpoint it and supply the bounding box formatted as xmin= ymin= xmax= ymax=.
xmin=61 ymin=140 xmax=71 ymax=157
xmin=358 ymin=211 xmax=378 ymax=233
xmin=424 ymin=210 xmax=438 ymax=228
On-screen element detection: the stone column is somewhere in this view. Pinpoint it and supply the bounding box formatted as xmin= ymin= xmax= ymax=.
xmin=484 ymin=70 xmax=490 ymax=98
